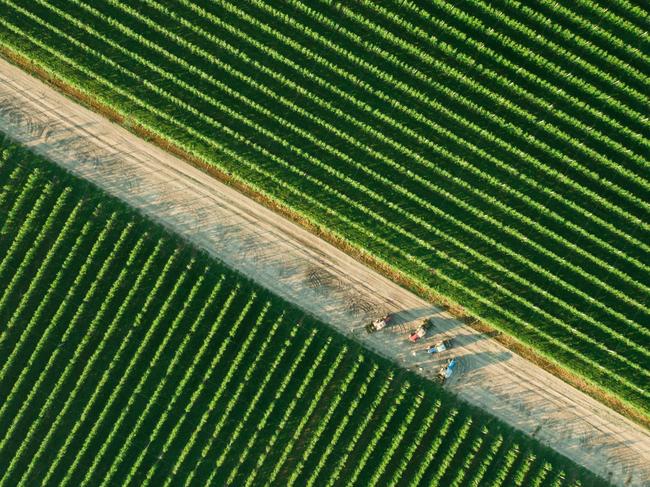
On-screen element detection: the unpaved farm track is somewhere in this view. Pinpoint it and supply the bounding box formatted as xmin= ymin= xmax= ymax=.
xmin=0 ymin=58 xmax=648 ymax=486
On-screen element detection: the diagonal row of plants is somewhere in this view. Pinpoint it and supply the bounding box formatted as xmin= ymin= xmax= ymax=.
xmin=0 ymin=137 xmax=606 ymax=486
xmin=0 ymin=0 xmax=647 ymax=412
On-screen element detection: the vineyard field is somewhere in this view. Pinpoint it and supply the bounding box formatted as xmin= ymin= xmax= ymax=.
xmin=0 ymin=0 xmax=648 ymax=415
xmin=0 ymin=134 xmax=608 ymax=485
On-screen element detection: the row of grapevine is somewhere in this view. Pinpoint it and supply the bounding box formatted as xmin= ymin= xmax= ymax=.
xmin=21 ymin=240 xmax=167 ymax=486
xmin=0 ymin=169 xmax=43 ymax=240
xmin=0 ymin=211 xmax=115 ymax=382
xmin=285 ymin=356 xmax=367 ymax=487
xmin=156 ymin=0 xmax=644 ymax=304
xmin=0 ymin=119 xmax=609 ymax=484
xmin=203 ymin=323 xmax=298 ymax=484
xmin=386 ymin=399 xmax=442 ymax=486
xmin=0 ymin=217 xmax=131 ymax=464
xmin=409 ymin=408 xmax=459 ymax=485
xmin=35 ymin=0 xmax=650 ymax=402
xmin=0 ymin=163 xmax=26 ymax=229
xmin=532 ymin=0 xmax=647 ymax=70
xmin=0 ymin=214 xmax=94 ymax=386
xmin=132 ymin=0 xmax=650 ymax=328
xmin=466 ymin=1 xmax=648 ymax=110
xmin=0 ymin=198 xmax=82 ymax=351
xmin=135 ymin=296 xmax=266 ymax=486
xmin=55 ymin=0 xmax=650 ymax=302
xmin=468 ymin=435 xmax=505 ymax=487
xmin=448 ymin=425 xmax=489 ymax=487
xmin=429 ymin=417 xmax=474 ymax=486
xmin=344 ymin=0 xmax=642 ymax=231
xmin=0 ymin=179 xmax=54 ymax=290
xmin=324 ymin=372 xmax=395 ymax=486
xmin=346 ymin=383 xmax=411 ymax=485
xmin=0 ymin=229 xmax=146 ymax=485
xmin=58 ymin=248 xmax=184 ymax=487
xmin=0 ymin=187 xmax=71 ymax=318
xmin=244 ymin=337 xmax=333 ymax=487
xmin=152 ymin=286 xmax=247 ymax=485
xmin=76 ymin=262 xmax=198 ymax=487
xmin=366 ymin=389 xmax=423 ymax=486
xmin=220 ymin=0 xmax=644 ymax=326
xmin=219 ymin=328 xmax=318 ymax=487
xmin=0 ymin=0 xmax=645 ymax=409
xmin=141 ymin=302 xmax=279 ymax=486
xmin=234 ymin=0 xmax=648 ymax=236
xmin=305 ymin=363 xmax=379 ymax=486
xmin=366 ymin=1 xmax=647 ymax=157
xmin=15 ymin=237 xmax=164 ymax=485
xmin=428 ymin=0 xmax=648 ymax=134
xmin=279 ymin=0 xmax=648 ymax=200
xmin=266 ymin=346 xmax=349 ymax=484
xmin=485 ymin=442 xmax=522 ymax=487
xmin=101 ymin=266 xmax=209 ymax=486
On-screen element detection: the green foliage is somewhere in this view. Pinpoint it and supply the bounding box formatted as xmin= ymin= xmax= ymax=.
xmin=0 ymin=136 xmax=609 ymax=485
xmin=0 ymin=0 xmax=646 ymax=412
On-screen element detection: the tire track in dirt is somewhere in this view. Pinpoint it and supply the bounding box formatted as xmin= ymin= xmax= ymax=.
xmin=0 ymin=58 xmax=648 ymax=486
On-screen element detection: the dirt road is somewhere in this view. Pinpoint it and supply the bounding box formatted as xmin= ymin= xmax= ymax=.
xmin=0 ymin=58 xmax=648 ymax=486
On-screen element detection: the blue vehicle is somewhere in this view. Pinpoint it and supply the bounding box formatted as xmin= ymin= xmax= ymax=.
xmin=426 ymin=339 xmax=453 ymax=354
xmin=438 ymin=358 xmax=457 ymax=384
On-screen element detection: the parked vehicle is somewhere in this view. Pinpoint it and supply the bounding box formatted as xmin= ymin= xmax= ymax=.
xmin=365 ymin=314 xmax=392 ymax=333
xmin=409 ymin=318 xmax=433 ymax=342
xmin=426 ymin=339 xmax=453 ymax=354
xmin=438 ymin=358 xmax=457 ymax=384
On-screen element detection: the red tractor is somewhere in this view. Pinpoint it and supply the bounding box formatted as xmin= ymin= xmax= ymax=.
xmin=409 ymin=319 xmax=433 ymax=342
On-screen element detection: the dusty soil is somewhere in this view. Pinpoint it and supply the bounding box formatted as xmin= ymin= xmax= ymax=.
xmin=0 ymin=58 xmax=648 ymax=487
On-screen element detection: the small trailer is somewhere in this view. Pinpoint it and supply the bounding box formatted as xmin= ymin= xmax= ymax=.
xmin=409 ymin=319 xmax=433 ymax=342
xmin=426 ymin=339 xmax=453 ymax=354
xmin=438 ymin=358 xmax=457 ymax=384
xmin=365 ymin=314 xmax=392 ymax=333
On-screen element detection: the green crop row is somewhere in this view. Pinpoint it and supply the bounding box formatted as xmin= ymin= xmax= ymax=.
xmin=0 ymin=0 xmax=646 ymax=411
xmin=0 ymin=134 xmax=608 ymax=485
